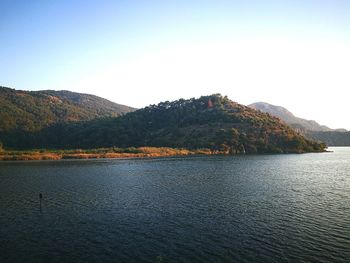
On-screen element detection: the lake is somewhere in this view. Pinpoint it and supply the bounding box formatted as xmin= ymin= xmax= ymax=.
xmin=0 ymin=147 xmax=349 ymax=262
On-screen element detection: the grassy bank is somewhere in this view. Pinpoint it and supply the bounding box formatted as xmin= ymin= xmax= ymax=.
xmin=0 ymin=147 xmax=216 ymax=161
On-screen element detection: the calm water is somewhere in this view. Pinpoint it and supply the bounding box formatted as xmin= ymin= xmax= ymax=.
xmin=0 ymin=147 xmax=349 ymax=262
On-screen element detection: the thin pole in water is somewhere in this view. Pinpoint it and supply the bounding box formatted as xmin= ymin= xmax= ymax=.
xmin=39 ymin=193 xmax=43 ymax=213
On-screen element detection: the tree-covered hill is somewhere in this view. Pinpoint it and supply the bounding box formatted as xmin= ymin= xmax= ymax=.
xmin=1 ymin=94 xmax=326 ymax=153
xmin=0 ymin=86 xmax=135 ymax=132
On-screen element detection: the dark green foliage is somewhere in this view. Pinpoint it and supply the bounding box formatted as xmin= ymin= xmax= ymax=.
xmin=0 ymin=86 xmax=135 ymax=132
xmin=1 ymin=93 xmax=326 ymax=153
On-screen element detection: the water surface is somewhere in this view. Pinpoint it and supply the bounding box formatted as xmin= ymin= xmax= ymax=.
xmin=1 ymin=147 xmax=349 ymax=262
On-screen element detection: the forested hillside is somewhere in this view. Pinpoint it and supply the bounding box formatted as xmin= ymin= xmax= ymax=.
xmin=0 ymin=86 xmax=135 ymax=132
xmin=1 ymin=94 xmax=326 ymax=154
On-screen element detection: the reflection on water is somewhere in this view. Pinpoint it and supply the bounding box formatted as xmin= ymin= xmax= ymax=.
xmin=0 ymin=147 xmax=349 ymax=262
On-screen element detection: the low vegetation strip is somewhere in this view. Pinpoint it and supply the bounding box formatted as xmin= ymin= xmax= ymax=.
xmin=0 ymin=147 xmax=214 ymax=161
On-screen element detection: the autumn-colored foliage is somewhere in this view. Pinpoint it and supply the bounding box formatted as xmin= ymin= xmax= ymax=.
xmin=0 ymin=147 xmax=215 ymax=161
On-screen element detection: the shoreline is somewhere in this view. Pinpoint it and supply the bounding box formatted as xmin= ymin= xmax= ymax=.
xmin=0 ymin=147 xmax=215 ymax=161
xmin=0 ymin=146 xmax=329 ymax=161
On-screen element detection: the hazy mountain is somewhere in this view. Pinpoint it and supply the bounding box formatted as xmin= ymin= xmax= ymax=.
xmin=0 ymin=86 xmax=135 ymax=132
xmin=309 ymin=131 xmax=350 ymax=146
xmin=1 ymin=94 xmax=325 ymax=153
xmin=248 ymin=101 xmax=349 ymax=146
xmin=249 ymin=102 xmax=333 ymax=132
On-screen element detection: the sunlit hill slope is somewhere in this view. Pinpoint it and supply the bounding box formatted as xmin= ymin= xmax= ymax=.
xmin=1 ymin=93 xmax=326 ymax=153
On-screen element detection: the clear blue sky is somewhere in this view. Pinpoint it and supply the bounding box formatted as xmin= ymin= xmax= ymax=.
xmin=1 ymin=0 xmax=349 ymax=129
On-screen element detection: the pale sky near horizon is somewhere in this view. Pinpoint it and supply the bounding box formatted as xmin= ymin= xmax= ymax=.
xmin=1 ymin=1 xmax=349 ymax=129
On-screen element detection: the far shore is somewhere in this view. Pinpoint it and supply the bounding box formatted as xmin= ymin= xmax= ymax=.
xmin=0 ymin=145 xmax=330 ymax=161
xmin=0 ymin=147 xmax=217 ymax=161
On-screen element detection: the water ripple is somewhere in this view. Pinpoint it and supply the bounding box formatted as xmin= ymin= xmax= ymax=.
xmin=0 ymin=147 xmax=349 ymax=262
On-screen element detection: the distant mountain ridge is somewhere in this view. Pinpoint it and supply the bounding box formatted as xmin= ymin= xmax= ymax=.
xmin=1 ymin=94 xmax=326 ymax=153
xmin=249 ymin=102 xmax=334 ymax=132
xmin=0 ymin=86 xmax=135 ymax=132
xmin=249 ymin=102 xmax=349 ymax=146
